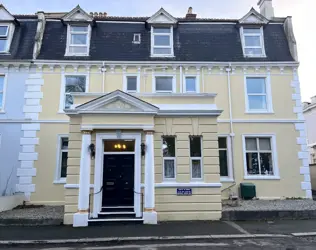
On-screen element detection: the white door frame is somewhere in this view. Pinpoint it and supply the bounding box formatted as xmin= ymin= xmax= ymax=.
xmin=93 ymin=132 xmax=142 ymax=218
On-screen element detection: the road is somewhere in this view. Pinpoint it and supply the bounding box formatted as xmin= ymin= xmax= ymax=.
xmin=3 ymin=237 xmax=316 ymax=250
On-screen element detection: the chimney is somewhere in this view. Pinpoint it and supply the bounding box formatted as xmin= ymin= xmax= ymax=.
xmin=185 ymin=7 xmax=197 ymax=19
xmin=257 ymin=0 xmax=274 ymax=19
xmin=311 ymin=96 xmax=316 ymax=104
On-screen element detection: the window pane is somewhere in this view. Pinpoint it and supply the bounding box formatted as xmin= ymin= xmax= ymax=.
xmin=71 ymin=34 xmax=87 ymax=45
xmin=246 ymin=152 xmax=260 ymax=175
xmin=0 ymin=93 xmax=2 ymax=109
xmin=162 ymin=137 xmax=175 ymax=157
xmin=245 ymin=48 xmax=263 ymax=56
xmin=164 ymin=159 xmax=175 ymax=178
xmin=61 ymin=152 xmax=68 ymax=178
xmin=248 ymin=95 xmax=267 ymax=110
xmin=153 ymin=27 xmax=170 ymax=33
xmin=190 ymin=136 xmax=201 ymax=157
xmin=0 ymin=40 xmax=7 ymax=52
xmin=0 ymin=26 xmax=8 ymax=36
xmin=154 ymin=35 xmax=170 ymax=46
xmin=65 ymin=76 xmax=86 ymax=93
xmin=104 ymin=140 xmax=135 ymax=152
xmin=0 ymin=76 xmax=4 ymax=91
xmin=218 ymin=137 xmax=227 ymax=149
xmin=61 ymin=138 xmax=69 ymax=150
xmin=65 ymin=94 xmax=73 ymax=109
xmin=70 ymin=26 xmax=88 ymax=32
xmin=192 ymin=159 xmax=202 ymax=178
xmin=259 ymin=138 xmax=271 ymax=150
xmin=245 ymin=36 xmax=261 ymax=47
xmin=246 ymin=78 xmax=266 ymax=94
xmin=185 ymin=77 xmax=196 ymax=92
xmin=153 ymin=48 xmax=172 ymax=55
xmin=156 ymin=77 xmax=173 ymax=91
xmin=219 ymin=150 xmax=228 ymax=176
xmin=127 ymin=76 xmax=137 ymax=91
xmin=69 ymin=46 xmax=88 ymax=54
xmin=244 ymin=28 xmax=260 ymax=34
xmin=260 ymin=153 xmax=273 ymax=175
xmin=246 ymin=138 xmax=257 ymax=150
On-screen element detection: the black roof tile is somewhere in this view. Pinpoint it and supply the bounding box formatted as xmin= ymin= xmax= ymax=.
xmin=37 ymin=21 xmax=294 ymax=62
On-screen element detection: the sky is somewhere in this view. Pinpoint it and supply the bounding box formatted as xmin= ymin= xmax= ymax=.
xmin=2 ymin=0 xmax=314 ymax=102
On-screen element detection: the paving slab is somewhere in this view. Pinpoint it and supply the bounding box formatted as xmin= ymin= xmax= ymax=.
xmin=235 ymin=219 xmax=316 ymax=235
xmin=0 ymin=221 xmax=240 ymax=241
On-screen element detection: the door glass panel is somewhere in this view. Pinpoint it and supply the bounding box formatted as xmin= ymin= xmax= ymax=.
xmin=104 ymin=140 xmax=135 ymax=152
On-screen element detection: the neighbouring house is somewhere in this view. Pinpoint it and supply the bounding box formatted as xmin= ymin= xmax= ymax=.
xmin=0 ymin=0 xmax=310 ymax=227
xmin=0 ymin=4 xmax=37 ymax=210
xmin=303 ymin=96 xmax=316 ymax=191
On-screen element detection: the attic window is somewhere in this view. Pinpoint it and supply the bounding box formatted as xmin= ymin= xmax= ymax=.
xmin=151 ymin=26 xmax=173 ymax=57
xmin=241 ymin=27 xmax=266 ymax=57
xmin=66 ymin=25 xmax=90 ymax=56
xmin=133 ymin=34 xmax=141 ymax=44
xmin=0 ymin=25 xmax=11 ymax=53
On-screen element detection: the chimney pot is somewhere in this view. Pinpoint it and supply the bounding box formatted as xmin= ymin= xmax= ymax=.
xmin=185 ymin=7 xmax=197 ymax=19
xmin=257 ymin=0 xmax=274 ymax=19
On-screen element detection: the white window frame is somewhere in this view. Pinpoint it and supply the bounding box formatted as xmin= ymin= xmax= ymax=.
xmin=189 ymin=136 xmax=203 ymax=181
xmin=54 ymin=134 xmax=69 ymax=184
xmin=0 ymin=24 xmax=14 ymax=53
xmin=65 ymin=24 xmax=91 ymax=56
xmin=162 ymin=136 xmax=176 ymax=181
xmin=244 ymin=75 xmax=273 ymax=114
xmin=242 ymin=134 xmax=279 ymax=180
xmin=123 ymin=73 xmax=140 ymax=93
xmin=153 ymin=74 xmax=176 ymax=93
xmin=151 ymin=26 xmax=174 ymax=57
xmin=183 ymin=74 xmax=200 ymax=93
xmin=59 ymin=73 xmax=89 ymax=113
xmin=218 ymin=135 xmax=234 ymax=182
xmin=133 ymin=33 xmax=141 ymax=44
xmin=240 ymin=26 xmax=266 ymax=58
xmin=0 ymin=74 xmax=7 ymax=113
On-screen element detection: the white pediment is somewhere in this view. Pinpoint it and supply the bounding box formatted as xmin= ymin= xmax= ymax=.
xmin=239 ymin=8 xmax=268 ymax=24
xmin=0 ymin=5 xmax=14 ymax=21
xmin=147 ymin=8 xmax=177 ymax=25
xmin=62 ymin=5 xmax=93 ymax=22
xmin=70 ymin=90 xmax=159 ymax=115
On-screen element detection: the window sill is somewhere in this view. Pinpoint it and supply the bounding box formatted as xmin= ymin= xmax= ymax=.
xmin=65 ymin=54 xmax=89 ymax=57
xmin=0 ymin=52 xmax=10 ymax=55
xmin=53 ymin=179 xmax=66 ymax=184
xmin=244 ymin=55 xmax=267 ymax=58
xmin=244 ymin=175 xmax=280 ymax=180
xmin=0 ymin=110 xmax=5 ymax=114
xmin=150 ymin=55 xmax=175 ymax=58
xmin=152 ymin=182 xmax=222 ymax=188
xmin=220 ymin=177 xmax=235 ymax=183
xmin=245 ymin=110 xmax=274 ymax=114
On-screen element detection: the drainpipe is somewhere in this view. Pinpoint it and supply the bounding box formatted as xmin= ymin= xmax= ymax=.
xmin=202 ymin=67 xmax=205 ymax=93
xmin=101 ymin=62 xmax=106 ymax=93
xmin=180 ymin=66 xmax=183 ymax=93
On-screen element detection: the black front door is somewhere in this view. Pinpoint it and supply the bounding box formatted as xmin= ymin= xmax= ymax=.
xmin=102 ymin=154 xmax=134 ymax=206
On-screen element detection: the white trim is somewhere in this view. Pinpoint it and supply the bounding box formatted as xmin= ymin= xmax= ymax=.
xmin=152 ymin=73 xmax=176 ymax=93
xmin=150 ymin=26 xmax=174 ymax=57
xmin=54 ymin=134 xmax=69 ymax=184
xmin=240 ymin=26 xmax=266 ymax=58
xmin=244 ymin=175 xmax=280 ymax=180
xmin=0 ymin=23 xmax=15 ymax=53
xmin=242 ymin=134 xmax=279 ymax=179
xmin=71 ymin=92 xmax=217 ymax=98
xmin=93 ymin=132 xmax=142 ymax=218
xmin=140 ymin=182 xmax=222 ymax=188
xmin=59 ymin=72 xmax=90 ymax=112
xmin=133 ymin=33 xmax=141 ymax=44
xmin=218 ymin=136 xmax=234 ymax=182
xmin=65 ymin=184 xmax=94 ymax=189
xmin=0 ymin=73 xmax=7 ymax=112
xmin=65 ymin=24 xmax=91 ymax=57
xmin=218 ymin=119 xmax=304 ymax=123
xmin=82 ymin=124 xmax=154 ymax=131
xmin=183 ymin=74 xmax=200 ymax=93
xmin=244 ymin=74 xmax=273 ymax=113
xmin=123 ymin=73 xmax=140 ymax=93
xmin=53 ymin=179 xmax=66 ymax=184
xmin=162 ymin=136 xmax=177 ymax=181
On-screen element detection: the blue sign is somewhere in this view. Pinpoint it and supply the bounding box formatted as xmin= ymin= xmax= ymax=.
xmin=177 ymin=188 xmax=192 ymax=196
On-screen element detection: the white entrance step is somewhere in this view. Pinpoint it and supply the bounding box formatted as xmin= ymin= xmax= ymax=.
xmin=88 ymin=218 xmax=143 ymax=222
xmin=101 ymin=206 xmax=133 ymax=209
xmin=98 ymin=211 xmax=136 ymax=215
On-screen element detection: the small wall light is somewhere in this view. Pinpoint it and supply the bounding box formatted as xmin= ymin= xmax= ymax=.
xmin=141 ymin=143 xmax=146 ymax=157
xmin=88 ymin=143 xmax=95 ymax=159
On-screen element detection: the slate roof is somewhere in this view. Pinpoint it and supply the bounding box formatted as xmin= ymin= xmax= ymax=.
xmin=0 ymin=20 xmax=37 ymax=60
xmin=37 ymin=20 xmax=294 ymax=62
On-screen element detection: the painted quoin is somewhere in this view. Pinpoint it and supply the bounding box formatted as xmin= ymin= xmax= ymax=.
xmin=0 ymin=0 xmax=310 ymax=227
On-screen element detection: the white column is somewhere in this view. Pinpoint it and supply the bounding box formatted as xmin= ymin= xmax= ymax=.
xmin=73 ymin=130 xmax=92 ymax=227
xmin=143 ymin=130 xmax=157 ymax=224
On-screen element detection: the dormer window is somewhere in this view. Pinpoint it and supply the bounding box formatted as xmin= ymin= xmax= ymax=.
xmin=66 ymin=25 xmax=90 ymax=56
xmin=241 ymin=27 xmax=266 ymax=57
xmin=151 ymin=27 xmax=173 ymax=57
xmin=0 ymin=25 xmax=9 ymax=52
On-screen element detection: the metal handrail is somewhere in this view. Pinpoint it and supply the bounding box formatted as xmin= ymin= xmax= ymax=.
xmin=134 ymin=189 xmax=144 ymax=218
xmin=88 ymin=185 xmax=103 ymax=219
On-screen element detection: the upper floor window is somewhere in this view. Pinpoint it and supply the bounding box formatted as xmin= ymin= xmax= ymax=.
xmin=184 ymin=76 xmax=199 ymax=93
xmin=124 ymin=75 xmax=139 ymax=93
xmin=151 ymin=27 xmax=173 ymax=57
xmin=66 ymin=25 xmax=90 ymax=56
xmin=241 ymin=27 xmax=265 ymax=57
xmin=154 ymin=76 xmax=175 ymax=93
xmin=245 ymin=77 xmax=272 ymax=113
xmin=0 ymin=75 xmax=5 ymax=111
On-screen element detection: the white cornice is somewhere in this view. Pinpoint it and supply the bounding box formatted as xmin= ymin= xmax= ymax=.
xmin=71 ymin=92 xmax=217 ymax=98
